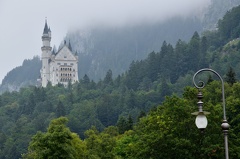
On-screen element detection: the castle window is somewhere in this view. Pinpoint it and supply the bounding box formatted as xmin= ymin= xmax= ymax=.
xmin=64 ymin=63 xmax=67 ymax=66
xmin=56 ymin=74 xmax=58 ymax=76
xmin=71 ymin=63 xmax=73 ymax=65
xmin=64 ymin=56 xmax=67 ymax=58
xmin=57 ymin=63 xmax=61 ymax=65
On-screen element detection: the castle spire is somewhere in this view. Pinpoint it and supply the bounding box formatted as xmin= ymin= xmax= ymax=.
xmin=43 ymin=18 xmax=49 ymax=34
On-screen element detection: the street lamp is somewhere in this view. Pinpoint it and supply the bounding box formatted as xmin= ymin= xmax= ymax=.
xmin=192 ymin=68 xmax=230 ymax=159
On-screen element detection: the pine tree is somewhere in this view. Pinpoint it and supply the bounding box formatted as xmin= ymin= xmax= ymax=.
xmin=207 ymin=75 xmax=214 ymax=84
xmin=56 ymin=101 xmax=66 ymax=117
xmin=126 ymin=115 xmax=133 ymax=130
xmin=116 ymin=116 xmax=127 ymax=134
xmin=104 ymin=69 xmax=113 ymax=85
xmin=225 ymin=67 xmax=236 ymax=85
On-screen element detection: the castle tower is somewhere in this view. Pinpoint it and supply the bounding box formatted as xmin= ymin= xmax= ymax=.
xmin=41 ymin=19 xmax=52 ymax=87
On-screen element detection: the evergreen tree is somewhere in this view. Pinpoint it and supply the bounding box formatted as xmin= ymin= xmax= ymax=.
xmin=147 ymin=51 xmax=158 ymax=82
xmin=103 ymin=69 xmax=113 ymax=85
xmin=56 ymin=101 xmax=66 ymax=117
xmin=116 ymin=116 xmax=127 ymax=134
xmin=137 ymin=110 xmax=146 ymax=121
xmin=188 ymin=31 xmax=201 ymax=71
xmin=126 ymin=115 xmax=133 ymax=130
xmin=207 ymin=75 xmax=214 ymax=84
xmin=82 ymin=74 xmax=90 ymax=88
xmin=225 ymin=67 xmax=236 ymax=85
xmin=175 ymin=39 xmax=188 ymax=77
xmin=159 ymin=78 xmax=170 ymax=101
xmin=199 ymin=36 xmax=209 ymax=68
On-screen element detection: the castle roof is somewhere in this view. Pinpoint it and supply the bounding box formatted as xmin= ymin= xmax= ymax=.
xmin=54 ymin=45 xmax=78 ymax=61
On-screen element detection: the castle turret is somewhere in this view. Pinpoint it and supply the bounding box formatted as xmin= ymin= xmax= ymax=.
xmin=41 ymin=19 xmax=52 ymax=87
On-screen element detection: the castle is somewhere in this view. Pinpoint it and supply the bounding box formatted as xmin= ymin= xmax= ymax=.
xmin=40 ymin=20 xmax=79 ymax=87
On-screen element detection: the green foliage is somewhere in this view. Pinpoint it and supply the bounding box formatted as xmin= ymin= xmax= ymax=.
xmin=115 ymin=83 xmax=240 ymax=158
xmin=84 ymin=126 xmax=118 ymax=159
xmin=116 ymin=115 xmax=133 ymax=134
xmin=22 ymin=117 xmax=87 ymax=159
xmin=55 ymin=101 xmax=66 ymax=117
xmin=1 ymin=75 xmax=240 ymax=158
xmin=1 ymin=4 xmax=240 ymax=158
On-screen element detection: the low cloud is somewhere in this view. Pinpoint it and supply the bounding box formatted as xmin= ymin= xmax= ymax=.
xmin=0 ymin=0 xmax=211 ymax=83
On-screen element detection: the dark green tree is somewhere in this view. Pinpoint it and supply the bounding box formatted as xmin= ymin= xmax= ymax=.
xmin=188 ymin=31 xmax=201 ymax=71
xmin=22 ymin=117 xmax=87 ymax=159
xmin=137 ymin=110 xmax=146 ymax=121
xmin=116 ymin=116 xmax=127 ymax=134
xmin=126 ymin=115 xmax=133 ymax=131
xmin=225 ymin=67 xmax=237 ymax=85
xmin=56 ymin=101 xmax=66 ymax=117
xmin=146 ymin=51 xmax=159 ymax=82
xmin=175 ymin=39 xmax=188 ymax=77
xmin=207 ymin=75 xmax=214 ymax=84
xmin=104 ymin=69 xmax=113 ymax=85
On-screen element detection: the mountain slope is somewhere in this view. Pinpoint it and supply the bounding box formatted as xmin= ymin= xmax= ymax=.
xmin=0 ymin=56 xmax=41 ymax=93
xmin=1 ymin=1 xmax=240 ymax=92
xmin=66 ymin=17 xmax=203 ymax=80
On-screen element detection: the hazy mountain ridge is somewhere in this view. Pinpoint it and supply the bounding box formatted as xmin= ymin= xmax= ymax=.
xmin=0 ymin=56 xmax=41 ymax=93
xmin=202 ymin=0 xmax=240 ymax=30
xmin=0 ymin=0 xmax=239 ymax=92
xmin=63 ymin=0 xmax=240 ymax=80
xmin=66 ymin=16 xmax=203 ymax=80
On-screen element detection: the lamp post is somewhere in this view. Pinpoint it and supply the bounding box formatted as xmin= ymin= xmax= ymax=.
xmin=192 ymin=68 xmax=230 ymax=159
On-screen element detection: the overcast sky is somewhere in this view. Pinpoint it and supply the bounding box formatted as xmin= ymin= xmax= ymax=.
xmin=0 ymin=0 xmax=211 ymax=84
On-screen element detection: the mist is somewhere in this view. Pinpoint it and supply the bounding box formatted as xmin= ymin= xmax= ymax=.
xmin=0 ymin=0 xmax=211 ymax=84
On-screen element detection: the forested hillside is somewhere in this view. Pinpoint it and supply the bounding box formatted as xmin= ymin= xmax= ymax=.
xmin=0 ymin=3 xmax=240 ymax=159
xmin=1 ymin=0 xmax=240 ymax=93
xmin=66 ymin=17 xmax=203 ymax=81
xmin=66 ymin=0 xmax=240 ymax=81
xmin=202 ymin=0 xmax=240 ymax=30
xmin=0 ymin=56 xmax=41 ymax=93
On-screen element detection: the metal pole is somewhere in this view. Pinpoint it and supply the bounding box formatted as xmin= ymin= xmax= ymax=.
xmin=193 ymin=68 xmax=230 ymax=159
